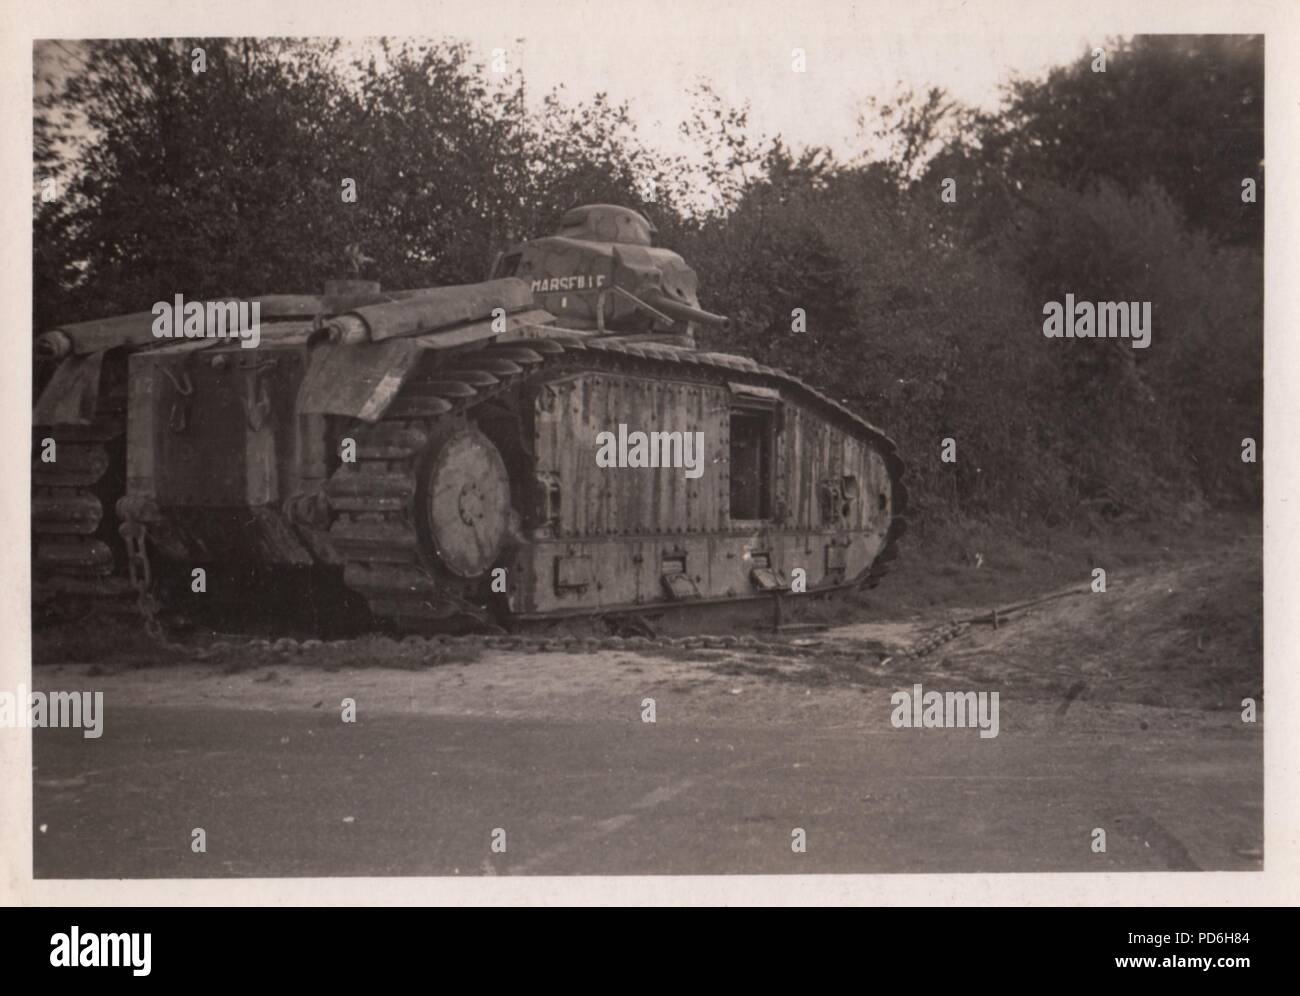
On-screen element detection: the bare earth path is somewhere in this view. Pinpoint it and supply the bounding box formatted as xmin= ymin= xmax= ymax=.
xmin=30 ymin=534 xmax=1262 ymax=876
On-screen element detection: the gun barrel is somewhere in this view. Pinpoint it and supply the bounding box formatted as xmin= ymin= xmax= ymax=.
xmin=642 ymin=291 xmax=731 ymax=331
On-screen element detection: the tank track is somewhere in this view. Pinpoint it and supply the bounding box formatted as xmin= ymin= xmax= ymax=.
xmin=31 ymin=418 xmax=131 ymax=598
xmin=323 ymin=334 xmax=908 ymax=628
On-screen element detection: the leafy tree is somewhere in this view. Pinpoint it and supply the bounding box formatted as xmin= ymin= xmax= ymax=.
xmin=956 ymin=35 xmax=1263 ymax=247
xmin=34 ymin=38 xmax=347 ymax=328
xmin=32 ymin=32 xmax=1262 ymax=531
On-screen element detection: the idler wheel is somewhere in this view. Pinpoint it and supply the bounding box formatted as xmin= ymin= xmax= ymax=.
xmin=415 ymin=424 xmax=511 ymax=578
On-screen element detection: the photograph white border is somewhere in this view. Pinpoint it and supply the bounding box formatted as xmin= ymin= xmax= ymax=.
xmin=2 ymin=0 xmax=1294 ymax=907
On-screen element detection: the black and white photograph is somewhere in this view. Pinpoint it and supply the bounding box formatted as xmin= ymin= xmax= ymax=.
xmin=3 ymin=0 xmax=1296 ymax=912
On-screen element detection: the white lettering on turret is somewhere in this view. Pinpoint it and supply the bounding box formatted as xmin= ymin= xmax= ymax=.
xmin=530 ymin=275 xmax=607 ymax=293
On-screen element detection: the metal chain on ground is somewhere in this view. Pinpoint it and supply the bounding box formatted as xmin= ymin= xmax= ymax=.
xmin=120 ymin=519 xmax=210 ymax=659
xmin=197 ymin=630 xmax=883 ymax=661
xmin=901 ymin=620 xmax=972 ymax=659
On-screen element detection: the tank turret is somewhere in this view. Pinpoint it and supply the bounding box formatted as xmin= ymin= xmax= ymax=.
xmin=490 ymin=204 xmax=730 ymax=338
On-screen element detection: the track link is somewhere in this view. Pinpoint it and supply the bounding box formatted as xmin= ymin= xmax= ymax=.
xmin=32 ymin=420 xmax=128 ymax=593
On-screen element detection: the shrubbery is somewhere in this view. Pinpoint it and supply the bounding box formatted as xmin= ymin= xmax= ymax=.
xmin=33 ymin=35 xmax=1262 ymax=533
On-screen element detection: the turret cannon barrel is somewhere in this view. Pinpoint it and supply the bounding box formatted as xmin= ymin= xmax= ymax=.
xmin=641 ymin=289 xmax=732 ymax=331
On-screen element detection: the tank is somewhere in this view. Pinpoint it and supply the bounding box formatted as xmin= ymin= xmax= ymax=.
xmin=32 ymin=204 xmax=907 ymax=629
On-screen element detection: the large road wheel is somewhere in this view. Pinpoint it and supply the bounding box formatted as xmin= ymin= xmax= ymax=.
xmin=415 ymin=423 xmax=512 ymax=579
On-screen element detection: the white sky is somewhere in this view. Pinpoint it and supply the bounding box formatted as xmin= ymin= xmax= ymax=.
xmin=470 ymin=21 xmax=1094 ymax=163
xmin=33 ymin=1 xmax=1104 ymax=172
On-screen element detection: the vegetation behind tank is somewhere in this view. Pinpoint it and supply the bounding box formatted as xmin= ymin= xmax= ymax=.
xmin=36 ymin=37 xmax=1261 ymax=546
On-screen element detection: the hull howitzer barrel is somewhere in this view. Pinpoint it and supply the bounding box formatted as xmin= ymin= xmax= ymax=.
xmin=31 ymin=204 xmax=906 ymax=631
xmin=325 ymin=278 xmax=533 ymax=344
xmin=37 ymin=311 xmax=162 ymax=358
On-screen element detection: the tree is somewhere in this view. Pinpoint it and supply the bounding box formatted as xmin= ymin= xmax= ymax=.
xmin=964 ymin=35 xmax=1263 ymax=248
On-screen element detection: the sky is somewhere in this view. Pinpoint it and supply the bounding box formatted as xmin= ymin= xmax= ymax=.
xmin=34 ymin=1 xmax=1102 ymax=174
xmin=456 ymin=20 xmax=1094 ymax=164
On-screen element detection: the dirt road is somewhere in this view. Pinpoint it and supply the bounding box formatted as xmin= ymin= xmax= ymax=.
xmin=30 ymin=523 xmax=1263 ymax=876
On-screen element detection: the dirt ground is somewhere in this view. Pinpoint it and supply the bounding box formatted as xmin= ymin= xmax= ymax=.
xmin=33 ymin=508 xmax=1263 ymax=717
xmin=28 ymin=509 xmax=1263 ymax=875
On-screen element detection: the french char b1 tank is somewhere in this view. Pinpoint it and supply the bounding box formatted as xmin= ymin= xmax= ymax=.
xmin=32 ymin=204 xmax=907 ymax=630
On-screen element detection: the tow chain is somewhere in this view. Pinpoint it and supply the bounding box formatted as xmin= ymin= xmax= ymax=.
xmin=196 ymin=630 xmax=914 ymax=661
xmin=117 ymin=608 xmax=973 ymax=665
xmin=900 ymin=620 xmax=971 ymax=659
xmin=120 ymin=519 xmax=211 ymax=659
